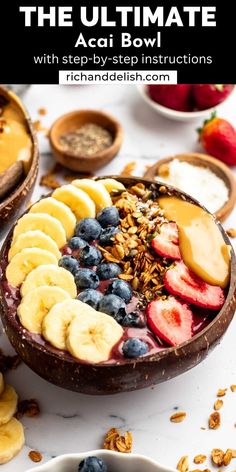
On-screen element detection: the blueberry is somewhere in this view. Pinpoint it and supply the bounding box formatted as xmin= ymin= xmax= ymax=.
xmin=99 ymin=227 xmax=120 ymax=246
xmin=80 ymin=245 xmax=102 ymax=266
xmin=78 ymin=456 xmax=107 ymax=472
xmin=106 ymin=279 xmax=132 ymax=303
xmin=68 ymin=237 xmax=88 ymax=250
xmin=122 ymin=338 xmax=149 ymax=358
xmin=97 ymin=206 xmax=120 ymax=228
xmin=122 ymin=312 xmax=144 ymax=328
xmin=78 ymin=289 xmax=103 ymax=310
xmin=58 ymin=255 xmax=79 ymax=275
xmin=98 ymin=294 xmax=126 ymax=323
xmin=76 ymin=218 xmax=102 ymax=242
xmin=75 ymin=269 xmax=100 ymax=289
xmin=97 ymin=263 xmax=122 ymax=280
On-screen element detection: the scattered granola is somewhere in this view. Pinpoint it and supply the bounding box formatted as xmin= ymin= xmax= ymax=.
xmin=40 ymin=164 xmax=61 ymax=190
xmin=16 ymin=399 xmax=40 ymax=419
xmin=230 ymin=385 xmax=236 ymax=392
xmin=223 ymin=450 xmax=233 ymax=466
xmin=209 ymin=412 xmax=221 ymax=430
xmin=177 ymin=455 xmax=189 ymax=472
xmin=217 ymin=388 xmax=227 ymax=397
xmin=33 ymin=120 xmax=48 ymax=134
xmin=28 ymin=450 xmax=42 ymax=463
xmin=38 ymin=108 xmax=47 ymax=116
xmin=64 ymin=172 xmax=94 ymax=182
xmin=194 ymin=455 xmax=207 ymax=465
xmin=190 ymin=469 xmax=211 ymax=472
xmin=170 ymin=412 xmax=187 ymax=423
xmin=214 ymin=400 xmax=223 ymax=411
xmin=120 ymin=161 xmax=137 ymax=176
xmin=211 ymin=449 xmax=224 ymax=466
xmin=0 ymin=349 xmax=21 ymax=372
xmin=226 ymin=228 xmax=236 ymax=238
xmin=211 ymin=449 xmax=234 ymax=467
xmin=103 ymin=428 xmax=132 ymax=454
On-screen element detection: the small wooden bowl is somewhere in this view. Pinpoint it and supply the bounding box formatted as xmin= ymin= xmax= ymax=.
xmin=144 ymin=153 xmax=236 ymax=222
xmin=49 ymin=110 xmax=123 ymax=172
xmin=0 ymin=176 xmax=236 ymax=395
xmin=0 ymin=86 xmax=39 ymax=236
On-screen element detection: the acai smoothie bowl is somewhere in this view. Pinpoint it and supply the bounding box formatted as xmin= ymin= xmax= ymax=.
xmin=0 ymin=176 xmax=235 ymax=394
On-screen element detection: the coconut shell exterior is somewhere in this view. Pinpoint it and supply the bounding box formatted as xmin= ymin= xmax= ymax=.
xmin=0 ymin=86 xmax=39 ymax=237
xmin=0 ymin=176 xmax=235 ymax=395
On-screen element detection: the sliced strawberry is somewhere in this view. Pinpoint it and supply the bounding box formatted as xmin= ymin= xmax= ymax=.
xmin=164 ymin=261 xmax=225 ymax=310
xmin=152 ymin=222 xmax=181 ymax=260
xmin=147 ymin=297 xmax=193 ymax=346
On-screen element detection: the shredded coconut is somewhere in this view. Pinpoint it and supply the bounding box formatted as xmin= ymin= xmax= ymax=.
xmin=156 ymin=159 xmax=229 ymax=213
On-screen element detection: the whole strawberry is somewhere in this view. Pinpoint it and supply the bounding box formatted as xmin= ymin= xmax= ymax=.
xmin=147 ymin=84 xmax=193 ymax=111
xmin=198 ymin=113 xmax=236 ymax=166
xmin=193 ymin=84 xmax=234 ymax=110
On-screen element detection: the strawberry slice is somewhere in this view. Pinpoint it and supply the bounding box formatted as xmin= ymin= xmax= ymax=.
xmin=147 ymin=297 xmax=193 ymax=346
xmin=152 ymin=222 xmax=181 ymax=260
xmin=164 ymin=261 xmax=225 ymax=310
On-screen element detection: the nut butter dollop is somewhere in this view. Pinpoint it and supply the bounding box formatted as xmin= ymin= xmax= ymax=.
xmin=0 ymin=102 xmax=32 ymax=174
xmin=158 ymin=196 xmax=230 ymax=288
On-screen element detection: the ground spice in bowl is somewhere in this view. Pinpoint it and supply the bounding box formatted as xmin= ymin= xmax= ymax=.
xmin=59 ymin=123 xmax=113 ymax=157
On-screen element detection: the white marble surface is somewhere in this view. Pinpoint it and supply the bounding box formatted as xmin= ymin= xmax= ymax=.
xmin=1 ymin=84 xmax=236 ymax=472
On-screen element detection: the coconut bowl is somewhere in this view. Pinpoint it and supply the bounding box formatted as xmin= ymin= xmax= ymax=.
xmin=0 ymin=176 xmax=235 ymax=395
xmin=0 ymin=86 xmax=39 ymax=237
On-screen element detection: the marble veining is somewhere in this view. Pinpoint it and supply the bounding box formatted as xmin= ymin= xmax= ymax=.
xmin=0 ymin=84 xmax=236 ymax=472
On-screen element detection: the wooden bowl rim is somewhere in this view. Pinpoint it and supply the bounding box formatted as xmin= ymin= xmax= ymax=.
xmin=144 ymin=153 xmax=236 ymax=221
xmin=49 ymin=109 xmax=123 ymax=162
xmin=0 ymin=175 xmax=235 ymax=368
xmin=0 ymin=86 xmax=39 ymax=211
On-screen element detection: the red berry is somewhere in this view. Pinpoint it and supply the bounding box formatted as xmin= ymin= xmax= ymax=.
xmin=147 ymin=297 xmax=193 ymax=346
xmin=164 ymin=261 xmax=225 ymax=310
xmin=199 ymin=114 xmax=236 ymax=166
xmin=193 ymin=84 xmax=234 ymax=110
xmin=147 ymin=84 xmax=193 ymax=112
xmin=152 ymin=222 xmax=181 ymax=260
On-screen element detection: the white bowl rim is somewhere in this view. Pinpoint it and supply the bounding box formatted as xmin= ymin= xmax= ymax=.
xmin=26 ymin=449 xmax=176 ymax=472
xmin=137 ymin=84 xmax=234 ymax=119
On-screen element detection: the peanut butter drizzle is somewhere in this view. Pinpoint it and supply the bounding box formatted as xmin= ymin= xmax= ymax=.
xmin=158 ymin=196 xmax=230 ymax=288
xmin=0 ymin=100 xmax=32 ymax=174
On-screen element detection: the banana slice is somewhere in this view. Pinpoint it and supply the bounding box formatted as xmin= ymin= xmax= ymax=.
xmin=0 ymin=385 xmax=18 ymax=426
xmin=72 ymin=179 xmax=112 ymax=211
xmin=8 ymin=230 xmax=61 ymax=262
xmin=66 ymin=311 xmax=123 ymax=363
xmin=99 ymin=178 xmax=125 ymax=193
xmin=6 ymin=248 xmax=58 ymax=287
xmin=30 ymin=197 xmax=76 ymax=240
xmin=0 ymin=418 xmax=25 ymax=465
xmin=42 ymin=299 xmax=97 ymax=350
xmin=21 ymin=264 xmax=77 ymax=298
xmin=53 ymin=184 xmax=96 ymax=220
xmin=0 ymin=373 xmax=4 ymax=396
xmin=18 ymin=286 xmax=70 ymax=334
xmin=12 ymin=213 xmax=66 ymax=248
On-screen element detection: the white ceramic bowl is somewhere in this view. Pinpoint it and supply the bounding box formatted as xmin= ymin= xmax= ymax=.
xmin=26 ymin=450 xmax=175 ymax=472
xmin=137 ymin=85 xmax=234 ymax=122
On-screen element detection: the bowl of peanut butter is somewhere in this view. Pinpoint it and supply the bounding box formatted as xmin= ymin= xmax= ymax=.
xmin=0 ymin=86 xmax=38 ymax=236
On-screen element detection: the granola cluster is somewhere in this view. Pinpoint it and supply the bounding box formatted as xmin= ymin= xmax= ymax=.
xmin=99 ymin=183 xmax=171 ymax=303
xmin=103 ymin=428 xmax=132 ymax=453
